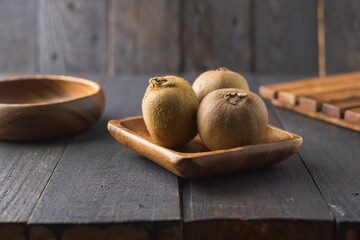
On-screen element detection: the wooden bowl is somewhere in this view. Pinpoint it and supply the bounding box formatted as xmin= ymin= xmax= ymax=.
xmin=0 ymin=75 xmax=105 ymax=141
xmin=108 ymin=116 xmax=303 ymax=178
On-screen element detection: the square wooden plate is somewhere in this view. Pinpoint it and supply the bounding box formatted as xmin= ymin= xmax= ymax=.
xmin=108 ymin=116 xmax=303 ymax=179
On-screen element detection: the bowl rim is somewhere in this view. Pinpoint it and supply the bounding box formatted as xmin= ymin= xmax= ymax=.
xmin=0 ymin=75 xmax=102 ymax=107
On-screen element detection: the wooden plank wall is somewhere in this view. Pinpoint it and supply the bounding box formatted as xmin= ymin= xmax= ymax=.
xmin=254 ymin=0 xmax=318 ymax=74
xmin=38 ymin=0 xmax=107 ymax=75
xmin=0 ymin=0 xmax=358 ymax=76
xmin=0 ymin=0 xmax=37 ymax=74
xmin=111 ymin=0 xmax=181 ymax=75
xmin=324 ymin=0 xmax=360 ymax=74
xmin=182 ymin=0 xmax=252 ymax=73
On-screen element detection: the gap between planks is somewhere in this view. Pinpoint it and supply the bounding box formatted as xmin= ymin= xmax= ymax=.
xmin=28 ymin=144 xmax=69 ymax=218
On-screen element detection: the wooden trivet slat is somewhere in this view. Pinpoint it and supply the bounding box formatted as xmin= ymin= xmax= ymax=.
xmin=299 ymin=88 xmax=360 ymax=112
xmin=259 ymin=72 xmax=360 ymax=131
xmin=322 ymin=97 xmax=360 ymax=119
xmin=345 ymin=107 xmax=360 ymax=124
xmin=259 ymin=72 xmax=360 ymax=99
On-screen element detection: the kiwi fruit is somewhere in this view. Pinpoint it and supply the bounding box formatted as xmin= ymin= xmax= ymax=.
xmin=192 ymin=67 xmax=249 ymax=102
xmin=197 ymin=88 xmax=268 ymax=150
xmin=142 ymin=76 xmax=199 ymax=148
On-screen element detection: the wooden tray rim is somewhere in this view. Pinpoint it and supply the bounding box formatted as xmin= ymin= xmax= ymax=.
xmin=108 ymin=116 xmax=303 ymax=161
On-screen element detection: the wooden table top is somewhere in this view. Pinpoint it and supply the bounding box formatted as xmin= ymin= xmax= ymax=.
xmin=1 ymin=74 xmax=359 ymax=240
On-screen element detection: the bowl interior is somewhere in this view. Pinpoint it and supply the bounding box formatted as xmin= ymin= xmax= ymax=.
xmin=0 ymin=77 xmax=98 ymax=104
xmin=120 ymin=117 xmax=297 ymax=154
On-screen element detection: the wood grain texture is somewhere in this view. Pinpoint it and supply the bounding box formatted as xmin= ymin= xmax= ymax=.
xmin=0 ymin=141 xmax=67 ymax=223
xmin=259 ymin=73 xmax=360 ymax=131
xmin=278 ymin=78 xmax=360 ymax=105
xmin=258 ymin=75 xmax=360 ymax=240
xmin=183 ymin=0 xmax=251 ymax=73
xmin=322 ymin=98 xmax=360 ymax=119
xmin=184 ymin=220 xmax=334 ymax=240
xmin=0 ymin=75 xmax=104 ymax=141
xmin=255 ymin=0 xmax=318 ymax=74
xmin=0 ymin=0 xmax=37 ymax=74
xmin=0 ymin=141 xmax=67 ymax=240
xmin=345 ymin=107 xmax=360 ymax=124
xmin=112 ymin=0 xmax=181 ymax=74
xmin=0 ymin=76 xmax=102 ymax=237
xmin=318 ymin=0 xmax=326 ymax=77
xmin=109 ymin=116 xmax=302 ymax=179
xmin=0 ymin=224 xmax=27 ymax=240
xmin=38 ymin=0 xmax=107 ymax=75
xmin=299 ymin=88 xmax=360 ymax=113
xmin=29 ymin=224 xmax=151 ymax=240
xmin=324 ymin=0 xmax=360 ymax=74
xmin=183 ymin=76 xmax=334 ymax=239
xmin=259 ymin=72 xmax=360 ymax=100
xmin=28 ymin=76 xmax=181 ymax=238
xmin=271 ymin=99 xmax=360 ymax=132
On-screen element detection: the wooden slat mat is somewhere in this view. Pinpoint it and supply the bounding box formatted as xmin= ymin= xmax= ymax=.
xmin=259 ymin=72 xmax=360 ymax=131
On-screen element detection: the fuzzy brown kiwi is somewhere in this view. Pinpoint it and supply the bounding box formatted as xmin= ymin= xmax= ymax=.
xmin=142 ymin=76 xmax=199 ymax=148
xmin=192 ymin=67 xmax=249 ymax=102
xmin=197 ymin=88 xmax=268 ymax=150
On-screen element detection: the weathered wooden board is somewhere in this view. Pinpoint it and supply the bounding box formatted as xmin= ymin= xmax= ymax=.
xmin=0 ymin=141 xmax=68 ymax=223
xmin=0 ymin=140 xmax=68 ymax=240
xmin=38 ymin=0 xmax=107 ymax=75
xmin=28 ymin=75 xmax=181 ymax=239
xmin=0 ymin=0 xmax=37 ymax=74
xmin=324 ymin=0 xmax=360 ymax=74
xmin=183 ymin=76 xmax=334 ymax=239
xmin=0 ymin=75 xmax=103 ymax=239
xmin=28 ymin=222 xmax=179 ymax=240
xmin=112 ymin=0 xmax=181 ymax=74
xmin=7 ymin=0 xmax=360 ymax=77
xmin=255 ymin=0 xmax=318 ymax=74
xmin=258 ymin=75 xmax=360 ymax=240
xmin=183 ymin=0 xmax=251 ymax=73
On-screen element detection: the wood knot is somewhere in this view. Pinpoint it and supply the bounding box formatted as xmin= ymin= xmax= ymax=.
xmin=224 ymin=92 xmax=247 ymax=105
xmin=149 ymin=77 xmax=175 ymax=87
xmin=67 ymin=2 xmax=75 ymax=10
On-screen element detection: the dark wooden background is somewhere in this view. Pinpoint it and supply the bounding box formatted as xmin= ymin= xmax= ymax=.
xmin=0 ymin=0 xmax=359 ymax=77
